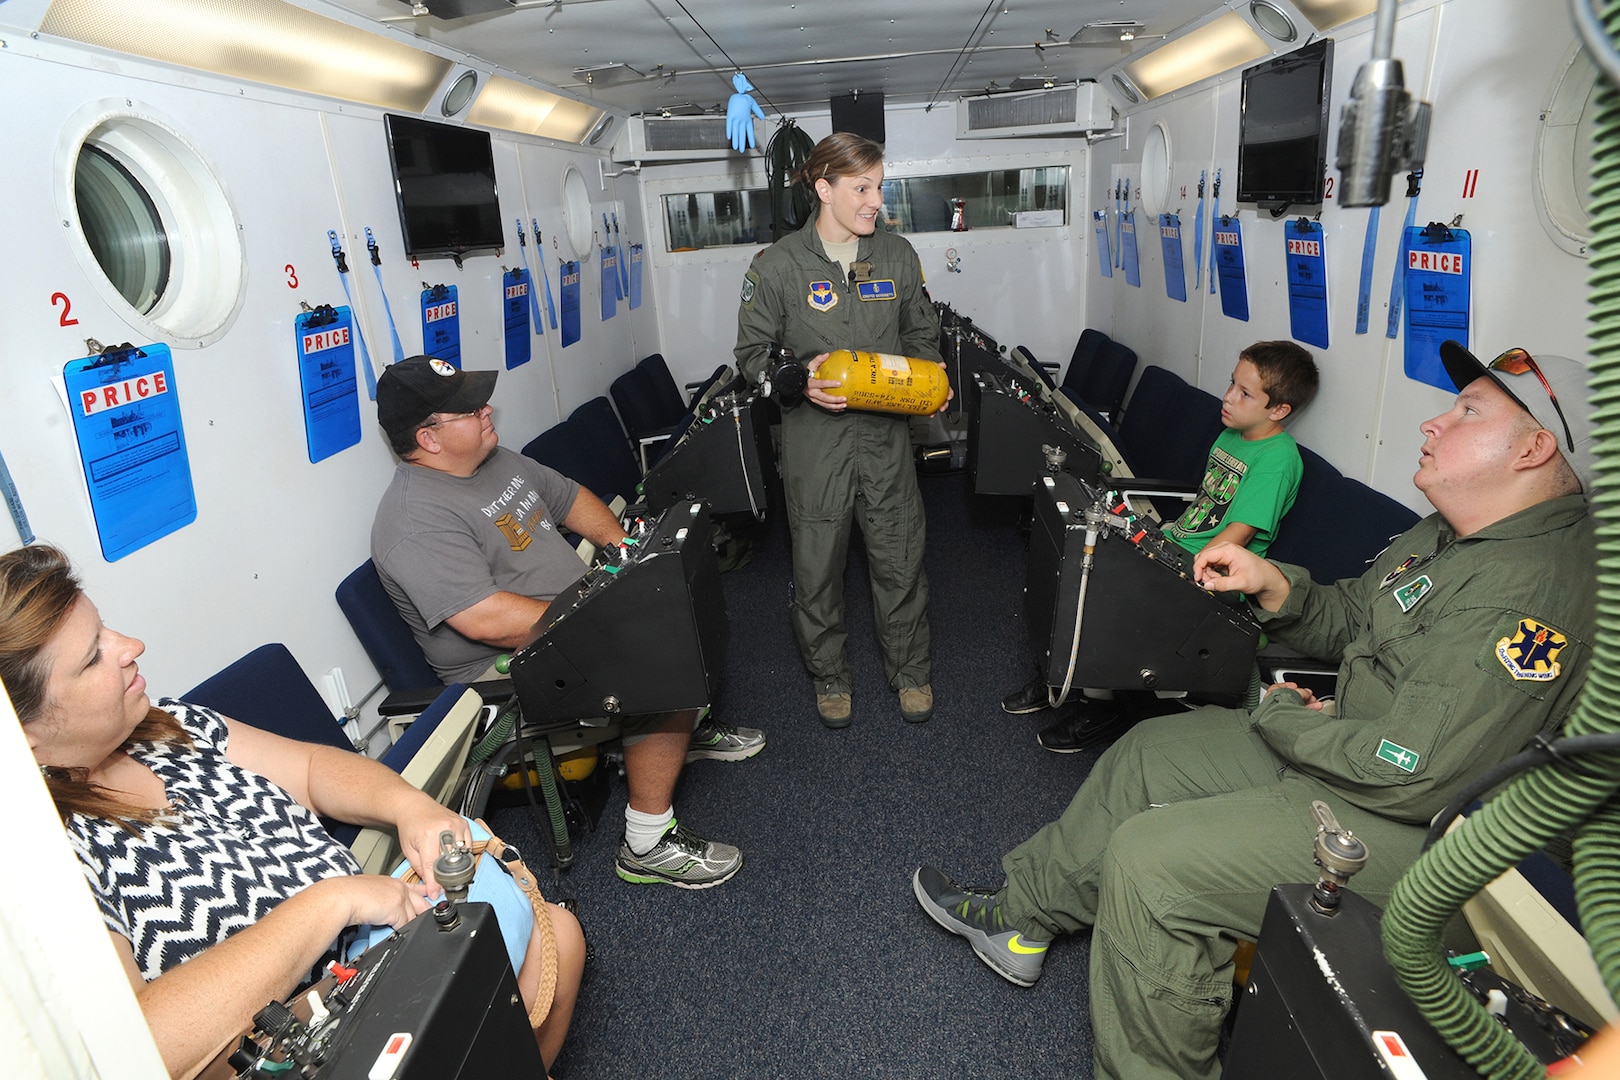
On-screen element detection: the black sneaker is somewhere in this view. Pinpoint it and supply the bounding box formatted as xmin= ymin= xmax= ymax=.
xmin=1037 ymin=708 xmax=1130 ymax=754
xmin=912 ymin=866 xmax=1049 ymax=986
xmin=1000 ymin=677 xmax=1052 ymax=715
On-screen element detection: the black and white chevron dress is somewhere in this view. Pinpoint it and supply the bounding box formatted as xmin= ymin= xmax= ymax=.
xmin=66 ymin=698 xmax=363 ymax=982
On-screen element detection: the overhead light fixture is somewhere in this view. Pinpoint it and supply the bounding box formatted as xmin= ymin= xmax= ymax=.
xmin=469 ymin=75 xmax=602 ymax=142
xmin=440 ymin=69 xmax=480 ymax=116
xmin=1111 ymin=72 xmax=1141 ymax=104
xmin=40 ymin=0 xmax=453 ymax=113
xmin=1249 ymin=1 xmax=1299 ymax=42
xmin=1123 ymin=11 xmax=1270 ymax=99
xmin=1291 ymin=0 xmax=1379 ymax=31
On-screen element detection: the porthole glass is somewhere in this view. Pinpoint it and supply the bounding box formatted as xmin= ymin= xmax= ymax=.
xmin=1140 ymin=121 xmax=1173 ymax=219
xmin=1533 ymin=47 xmax=1598 ymax=258
xmin=561 ymin=164 xmax=593 ymax=260
xmin=56 ymin=103 xmax=246 ymax=348
xmin=75 ymin=144 xmax=170 ymax=315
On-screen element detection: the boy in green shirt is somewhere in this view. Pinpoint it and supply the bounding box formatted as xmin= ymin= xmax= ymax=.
xmin=1004 ymin=340 xmax=1319 ymax=752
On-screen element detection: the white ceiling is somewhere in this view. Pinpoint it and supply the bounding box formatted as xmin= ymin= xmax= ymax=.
xmin=320 ymin=0 xmax=1249 ymax=117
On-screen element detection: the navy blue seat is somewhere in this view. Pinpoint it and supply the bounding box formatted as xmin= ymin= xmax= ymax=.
xmin=1268 ymin=447 xmax=1421 ymax=585
xmin=566 ymin=396 xmax=642 ymax=500
xmin=1117 ymin=366 xmax=1224 ymax=487
xmin=334 ymin=562 xmax=441 ymax=699
xmin=637 ymin=353 xmax=690 ymax=418
xmin=1062 ymin=328 xmax=1109 ymax=396
xmin=1080 ymin=339 xmax=1138 ymax=421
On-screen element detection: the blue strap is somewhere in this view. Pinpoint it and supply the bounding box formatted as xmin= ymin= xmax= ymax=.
xmin=514 ymin=219 xmax=546 ymax=331
xmin=613 ymin=212 xmax=631 ymax=295
xmin=1208 ymin=170 xmax=1221 ymax=294
xmin=1114 ymin=179 xmax=1124 ymax=268
xmin=1387 ymin=170 xmax=1423 ymax=339
xmin=1355 ymin=206 xmax=1381 ymax=335
xmin=0 ymin=444 xmax=34 ymax=545
xmin=533 ymin=218 xmax=559 ymax=330
xmin=364 ymin=228 xmax=406 ymax=364
xmin=328 ymin=230 xmax=378 ymax=400
xmin=1193 ymin=170 xmax=1206 ymax=291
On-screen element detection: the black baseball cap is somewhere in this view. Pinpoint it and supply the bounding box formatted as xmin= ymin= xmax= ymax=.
xmin=377 ymin=356 xmax=497 ymax=439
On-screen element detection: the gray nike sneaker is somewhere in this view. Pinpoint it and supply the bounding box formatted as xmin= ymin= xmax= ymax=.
xmin=912 ymin=865 xmax=1049 ymax=986
xmin=686 ymin=713 xmax=766 ymax=763
xmin=616 ymin=821 xmax=742 ymax=889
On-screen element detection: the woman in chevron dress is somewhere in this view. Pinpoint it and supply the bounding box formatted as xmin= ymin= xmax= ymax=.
xmin=1 ymin=544 xmax=582 ymax=1078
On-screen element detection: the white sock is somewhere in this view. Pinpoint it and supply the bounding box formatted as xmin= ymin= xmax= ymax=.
xmin=624 ymin=805 xmax=674 ymax=855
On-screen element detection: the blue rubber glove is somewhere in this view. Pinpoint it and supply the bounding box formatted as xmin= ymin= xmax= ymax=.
xmin=726 ymin=72 xmax=764 ymax=152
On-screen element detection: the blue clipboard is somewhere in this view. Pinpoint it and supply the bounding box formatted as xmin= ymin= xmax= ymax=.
xmin=293 ymin=306 xmax=363 ymax=464
xmin=560 ymin=260 xmax=582 ymax=347
xmin=628 ymin=244 xmax=644 ymax=310
xmin=1402 ymin=223 xmax=1472 ymax=391
xmin=503 ymin=268 xmax=533 ymax=370
xmin=421 ymin=284 xmax=461 ymax=368
xmin=1284 ymin=219 xmax=1329 ymax=349
xmin=1120 ymin=211 xmax=1141 ymax=288
xmin=1213 ymin=215 xmax=1250 ymax=322
xmin=63 ymin=344 xmax=197 ymax=561
xmin=1159 ymin=214 xmax=1187 ymax=303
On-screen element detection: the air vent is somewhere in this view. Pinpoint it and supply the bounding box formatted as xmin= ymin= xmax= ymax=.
xmin=613 ymin=115 xmax=759 ymax=162
xmin=956 ymin=83 xmax=1115 ymax=139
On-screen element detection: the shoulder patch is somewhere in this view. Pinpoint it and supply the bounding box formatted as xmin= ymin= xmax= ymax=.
xmin=740 ymin=275 xmax=756 ymax=304
xmin=1496 ymin=618 xmax=1569 ymax=682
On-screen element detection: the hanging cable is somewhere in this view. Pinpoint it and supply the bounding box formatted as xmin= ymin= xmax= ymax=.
xmin=666 ymin=0 xmax=785 ymax=119
xmin=922 ymin=0 xmax=1004 ymax=112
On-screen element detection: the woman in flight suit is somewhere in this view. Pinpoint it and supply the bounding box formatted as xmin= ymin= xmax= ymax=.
xmin=734 ymin=132 xmax=944 ymax=728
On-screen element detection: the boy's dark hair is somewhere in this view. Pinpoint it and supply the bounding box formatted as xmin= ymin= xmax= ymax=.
xmin=1241 ymin=341 xmax=1319 ymax=415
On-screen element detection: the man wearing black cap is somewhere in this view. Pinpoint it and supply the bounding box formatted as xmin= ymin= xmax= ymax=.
xmin=911 ymin=342 xmax=1597 ymax=1080
xmin=371 ymin=356 xmax=760 ymax=888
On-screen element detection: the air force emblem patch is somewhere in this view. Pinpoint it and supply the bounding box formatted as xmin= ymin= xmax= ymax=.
xmin=807 ymin=280 xmax=838 ymax=312
xmin=1496 ymin=618 xmax=1568 ymax=682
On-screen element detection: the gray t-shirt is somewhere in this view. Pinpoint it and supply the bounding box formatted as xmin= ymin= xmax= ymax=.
xmin=371 ymin=446 xmax=584 ymax=683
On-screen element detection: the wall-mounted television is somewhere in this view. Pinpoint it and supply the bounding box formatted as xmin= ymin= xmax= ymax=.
xmin=1236 ymin=38 xmax=1334 ymax=214
xmin=384 ymin=114 xmax=504 ymax=261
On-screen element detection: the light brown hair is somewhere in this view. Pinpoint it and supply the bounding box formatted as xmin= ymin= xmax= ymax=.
xmin=795 ymin=132 xmax=885 ymax=194
xmin=1 ymin=544 xmax=188 ymax=829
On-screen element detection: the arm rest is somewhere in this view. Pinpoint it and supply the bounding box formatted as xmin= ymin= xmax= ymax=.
xmin=378 ymin=677 xmax=515 ymax=717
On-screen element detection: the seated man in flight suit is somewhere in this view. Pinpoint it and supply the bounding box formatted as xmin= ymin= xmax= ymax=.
xmin=913 ymin=341 xmax=1597 ymax=1079
xmin=370 ymin=356 xmax=762 ymax=889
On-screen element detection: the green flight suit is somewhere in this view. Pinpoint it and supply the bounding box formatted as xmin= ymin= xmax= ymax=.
xmin=734 ymin=212 xmax=943 ymax=694
xmin=998 ymin=493 xmax=1594 ymax=1080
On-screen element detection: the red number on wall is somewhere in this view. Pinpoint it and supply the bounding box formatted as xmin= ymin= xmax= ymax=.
xmin=285 ymin=264 xmax=299 ymax=289
xmin=1323 ymin=175 xmax=1335 ymax=200
xmin=51 ymin=292 xmax=79 ymax=327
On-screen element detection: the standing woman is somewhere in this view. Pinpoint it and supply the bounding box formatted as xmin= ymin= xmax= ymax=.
xmin=1 ymin=544 xmax=582 ymax=1078
xmin=735 ymin=132 xmax=945 ymax=728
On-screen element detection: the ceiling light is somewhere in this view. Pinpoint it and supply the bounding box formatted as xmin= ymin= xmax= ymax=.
xmin=1249 ymin=1 xmax=1298 ymax=42
xmin=1123 ymin=11 xmax=1270 ymax=99
xmin=40 ymin=0 xmax=453 ymax=113
xmin=469 ymin=75 xmax=601 ymax=142
xmin=1290 ymin=0 xmax=1379 ymax=31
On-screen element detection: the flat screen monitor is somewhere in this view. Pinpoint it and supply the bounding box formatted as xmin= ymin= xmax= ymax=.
xmin=1236 ymin=38 xmax=1334 ymax=213
xmin=384 ymin=114 xmax=505 ymax=260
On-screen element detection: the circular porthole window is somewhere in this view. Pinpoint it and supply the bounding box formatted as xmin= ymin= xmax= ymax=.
xmin=561 ymin=164 xmax=593 ymax=261
xmin=1533 ymin=46 xmax=1598 ymax=258
xmin=1140 ymin=120 xmax=1173 ymax=219
xmin=54 ymin=101 xmax=246 ymax=348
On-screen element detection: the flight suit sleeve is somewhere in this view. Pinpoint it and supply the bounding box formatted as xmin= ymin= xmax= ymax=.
xmin=1255 ymin=561 xmax=1373 ymax=661
xmin=735 ymin=261 xmax=783 ymax=385
xmin=1252 ymin=600 xmax=1590 ymax=823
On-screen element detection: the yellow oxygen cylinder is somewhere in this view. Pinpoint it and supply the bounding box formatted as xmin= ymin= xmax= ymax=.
xmin=817 ymin=349 xmax=950 ymax=416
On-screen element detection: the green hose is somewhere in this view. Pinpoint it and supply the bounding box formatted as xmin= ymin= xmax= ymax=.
xmin=1378 ymin=14 xmax=1620 ymax=1075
